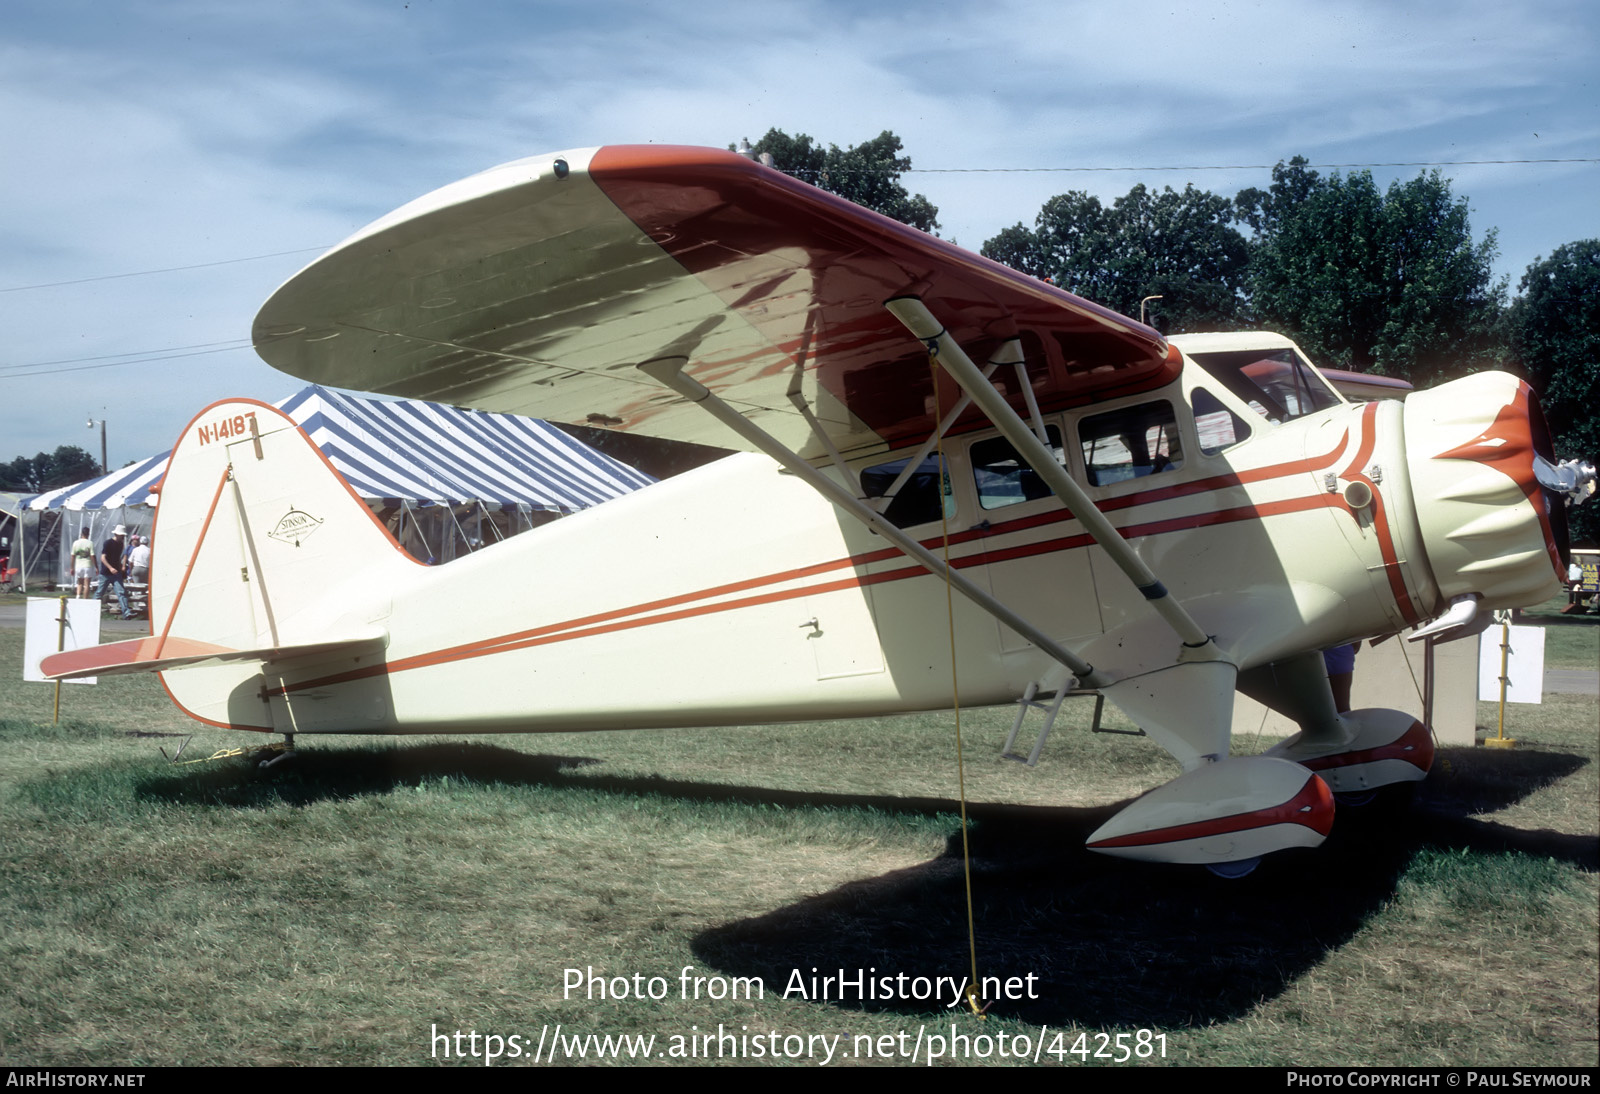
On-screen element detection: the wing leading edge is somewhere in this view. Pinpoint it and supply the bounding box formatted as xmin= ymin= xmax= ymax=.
xmin=254 ymin=145 xmax=1176 ymax=461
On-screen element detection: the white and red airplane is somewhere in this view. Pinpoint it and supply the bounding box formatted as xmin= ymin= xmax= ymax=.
xmin=43 ymin=145 xmax=1595 ymax=873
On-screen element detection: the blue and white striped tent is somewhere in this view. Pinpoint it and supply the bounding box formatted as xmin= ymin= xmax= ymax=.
xmin=24 ymin=386 xmax=654 ymax=513
xmin=19 ymin=451 xmax=170 ymax=513
xmin=279 ymin=385 xmax=654 ymax=510
xmin=14 ymin=386 xmax=656 ymax=585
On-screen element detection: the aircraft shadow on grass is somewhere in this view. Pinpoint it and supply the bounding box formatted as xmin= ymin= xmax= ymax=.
xmin=133 ymin=740 xmax=1595 ymax=1029
xmin=693 ymin=776 xmax=1597 ymax=1030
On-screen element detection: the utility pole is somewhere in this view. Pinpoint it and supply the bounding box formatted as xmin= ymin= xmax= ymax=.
xmin=86 ymin=415 xmax=107 ymax=476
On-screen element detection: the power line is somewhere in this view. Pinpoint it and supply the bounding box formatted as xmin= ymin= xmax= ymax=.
xmin=2 ymin=342 xmax=257 ymax=380
xmin=0 ymin=338 xmax=253 ymax=374
xmin=908 ymin=157 xmax=1599 ymax=174
xmin=3 ymin=155 xmax=1588 ymax=379
xmin=2 ymin=157 xmax=1589 ymax=296
xmin=782 ymin=156 xmax=1600 ymax=181
xmin=0 ymin=246 xmax=330 ymax=294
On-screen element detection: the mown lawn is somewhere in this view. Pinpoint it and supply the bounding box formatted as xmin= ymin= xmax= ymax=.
xmin=1 ymin=626 xmax=1594 ymax=1067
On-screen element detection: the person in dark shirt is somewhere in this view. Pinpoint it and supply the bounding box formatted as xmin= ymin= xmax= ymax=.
xmin=96 ymin=524 xmax=132 ymax=619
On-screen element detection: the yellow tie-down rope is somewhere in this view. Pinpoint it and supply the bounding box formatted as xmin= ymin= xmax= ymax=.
xmin=164 ymin=739 xmax=290 ymax=766
xmin=928 ymin=345 xmax=987 ymax=1019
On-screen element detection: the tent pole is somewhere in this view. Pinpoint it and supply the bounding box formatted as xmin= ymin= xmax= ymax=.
xmin=446 ymin=502 xmax=471 ymax=557
xmin=478 ymin=501 xmax=506 ymax=544
xmin=406 ymin=501 xmax=434 ymax=561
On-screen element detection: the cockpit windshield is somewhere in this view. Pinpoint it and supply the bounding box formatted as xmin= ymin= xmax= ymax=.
xmin=1185 ymin=348 xmax=1342 ymax=424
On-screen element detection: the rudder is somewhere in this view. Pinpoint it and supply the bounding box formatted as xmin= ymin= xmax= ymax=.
xmin=151 ymin=399 xmax=411 ymax=728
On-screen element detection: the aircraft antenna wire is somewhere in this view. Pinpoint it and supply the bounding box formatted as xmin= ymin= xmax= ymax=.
xmin=929 ymin=348 xmax=986 ymax=1019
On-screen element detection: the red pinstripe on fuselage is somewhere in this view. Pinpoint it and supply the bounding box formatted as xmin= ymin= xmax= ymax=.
xmin=271 ymin=418 xmax=1410 ymax=699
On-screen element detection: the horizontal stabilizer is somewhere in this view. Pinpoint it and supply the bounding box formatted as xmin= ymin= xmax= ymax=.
xmin=40 ymin=632 xmax=387 ymax=681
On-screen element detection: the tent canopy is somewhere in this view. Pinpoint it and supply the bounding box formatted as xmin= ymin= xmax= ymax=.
xmin=20 ymin=452 xmax=169 ymax=512
xmin=11 ymin=387 xmax=658 ymax=585
xmin=20 ymin=385 xmax=656 ymax=512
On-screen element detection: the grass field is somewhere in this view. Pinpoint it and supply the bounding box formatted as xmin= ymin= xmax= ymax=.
xmin=1519 ymin=593 xmax=1600 ymax=671
xmin=0 ymin=624 xmax=1594 ymax=1068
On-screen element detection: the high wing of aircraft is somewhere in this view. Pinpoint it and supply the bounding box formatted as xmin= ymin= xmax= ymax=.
xmin=249 ymin=145 xmax=1177 ymax=463
xmin=43 ymin=145 xmax=1596 ymax=873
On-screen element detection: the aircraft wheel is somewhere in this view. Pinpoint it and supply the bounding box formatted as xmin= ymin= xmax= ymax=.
xmin=257 ymin=747 xmax=296 ymax=770
xmin=1206 ymin=857 xmax=1260 ymax=879
xmin=1332 ymin=784 xmax=1417 ymax=829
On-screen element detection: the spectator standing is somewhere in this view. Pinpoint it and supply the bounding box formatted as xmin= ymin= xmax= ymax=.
xmin=96 ymin=524 xmax=132 ymax=619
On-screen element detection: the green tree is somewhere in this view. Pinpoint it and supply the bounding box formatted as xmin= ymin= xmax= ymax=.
xmin=1238 ymin=159 xmax=1506 ymax=384
xmin=0 ymin=446 xmax=101 ymax=494
xmin=1511 ymin=240 xmax=1600 ymax=544
xmin=985 ymin=191 xmax=1118 ymax=301
xmin=981 ymin=184 xmax=1249 ymax=332
xmin=737 ymin=129 xmax=940 ymax=233
xmin=1115 ymin=184 xmax=1251 ymax=331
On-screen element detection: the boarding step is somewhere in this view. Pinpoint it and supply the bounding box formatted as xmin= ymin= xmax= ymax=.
xmin=1001 ymin=682 xmax=1106 ymax=766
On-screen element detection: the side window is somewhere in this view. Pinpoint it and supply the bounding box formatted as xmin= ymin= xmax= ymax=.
xmin=1079 ymin=401 xmax=1184 ymax=487
xmin=970 ymin=427 xmax=1064 ymax=511
xmin=861 ymin=455 xmax=956 ymax=528
xmin=1191 ymin=388 xmax=1251 ymax=455
xmin=1186 ymin=348 xmax=1342 ymax=423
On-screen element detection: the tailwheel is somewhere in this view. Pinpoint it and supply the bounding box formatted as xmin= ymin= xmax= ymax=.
xmin=1335 ymin=790 xmax=1379 ymax=807
xmin=1206 ymin=857 xmax=1261 ymax=879
xmin=258 ymin=739 xmax=297 ymax=769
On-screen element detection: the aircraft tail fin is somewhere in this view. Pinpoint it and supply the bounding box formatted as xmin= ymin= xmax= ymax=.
xmin=138 ymin=399 xmax=412 ymax=728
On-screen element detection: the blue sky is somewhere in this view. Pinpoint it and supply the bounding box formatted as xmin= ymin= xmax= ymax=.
xmin=3 ymin=0 xmax=1596 ymax=468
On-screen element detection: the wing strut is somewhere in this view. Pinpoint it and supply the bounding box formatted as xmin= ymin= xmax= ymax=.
xmin=636 ymin=355 xmax=1108 ymax=687
xmin=870 ymin=348 xmax=1007 ymax=513
xmin=1010 ymin=342 xmax=1052 ymax=446
xmin=785 ymin=375 xmax=862 ymax=498
xmin=883 ymin=296 xmax=1221 ymax=659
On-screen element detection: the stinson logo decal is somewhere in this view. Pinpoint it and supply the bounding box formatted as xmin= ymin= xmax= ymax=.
xmin=268 ymin=508 xmax=323 ymax=546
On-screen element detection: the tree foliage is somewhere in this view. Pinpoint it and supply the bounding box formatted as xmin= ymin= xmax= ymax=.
xmin=738 ymin=129 xmax=940 ymax=233
xmin=0 ymin=446 xmax=101 ymax=494
xmin=981 ymin=184 xmax=1250 ymax=333
xmin=1238 ymin=158 xmax=1506 ymax=385
xmin=1511 ymin=240 xmax=1600 ymax=546
xmin=1513 ymin=240 xmax=1600 ymax=456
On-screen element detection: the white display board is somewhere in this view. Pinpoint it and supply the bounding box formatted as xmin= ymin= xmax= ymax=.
xmin=1477 ymin=624 xmax=1545 ymax=704
xmin=23 ymin=598 xmax=103 ymax=684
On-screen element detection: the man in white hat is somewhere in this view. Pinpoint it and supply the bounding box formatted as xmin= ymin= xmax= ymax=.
xmin=127 ymin=534 xmax=151 ymax=585
xmin=96 ymin=524 xmax=132 ymax=619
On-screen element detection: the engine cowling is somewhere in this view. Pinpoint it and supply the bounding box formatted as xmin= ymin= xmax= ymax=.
xmin=1403 ymin=373 xmax=1565 ymax=613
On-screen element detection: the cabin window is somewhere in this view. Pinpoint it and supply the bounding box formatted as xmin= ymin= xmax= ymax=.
xmin=1191 ymin=388 xmax=1251 ymax=455
xmin=1079 ymin=401 xmax=1183 ymax=487
xmin=1185 ymin=347 xmax=1341 ymax=423
xmin=861 ymin=455 xmax=956 ymax=528
xmin=970 ymin=427 xmax=1065 ymax=510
